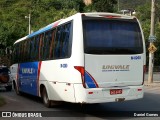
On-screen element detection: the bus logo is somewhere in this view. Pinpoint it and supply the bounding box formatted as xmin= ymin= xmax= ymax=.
xmin=60 ymin=64 xmax=68 ymax=68
xmin=102 ymin=65 xmax=130 ymax=72
xmin=131 ymin=56 xmax=141 ymax=60
xmin=21 ymin=68 xmax=36 ymax=74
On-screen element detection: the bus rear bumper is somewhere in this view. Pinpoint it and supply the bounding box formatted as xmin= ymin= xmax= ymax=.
xmin=74 ymin=84 xmax=144 ymax=104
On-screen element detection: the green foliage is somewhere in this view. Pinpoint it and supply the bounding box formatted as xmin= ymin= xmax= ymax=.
xmin=0 ymin=0 xmax=117 ymax=52
xmin=0 ymin=0 xmax=81 ymax=54
xmin=136 ymin=2 xmax=160 ymax=66
xmin=85 ymin=0 xmax=117 ymax=12
xmin=119 ymin=0 xmax=160 ymax=10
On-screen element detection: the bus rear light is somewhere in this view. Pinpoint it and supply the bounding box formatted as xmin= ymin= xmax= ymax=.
xmin=138 ymin=89 xmax=142 ymax=91
xmin=88 ymin=92 xmax=93 ymax=94
xmin=74 ymin=66 xmax=84 ymax=76
xmin=74 ymin=66 xmax=86 ymax=88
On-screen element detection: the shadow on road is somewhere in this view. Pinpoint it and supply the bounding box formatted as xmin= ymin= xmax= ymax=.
xmin=1 ymin=89 xmax=160 ymax=119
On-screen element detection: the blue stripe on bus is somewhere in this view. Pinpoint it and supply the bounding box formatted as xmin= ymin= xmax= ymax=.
xmin=28 ymin=25 xmax=53 ymax=38
xmin=18 ymin=62 xmax=39 ymax=96
xmin=85 ymin=71 xmax=97 ymax=88
xmin=27 ymin=20 xmax=62 ymax=39
xmin=27 ymin=19 xmax=62 ymax=39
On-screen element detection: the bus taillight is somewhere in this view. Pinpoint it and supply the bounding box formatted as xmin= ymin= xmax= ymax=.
xmin=74 ymin=66 xmax=86 ymax=88
xmin=74 ymin=66 xmax=84 ymax=76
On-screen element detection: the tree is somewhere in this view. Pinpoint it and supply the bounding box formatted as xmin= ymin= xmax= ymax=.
xmin=91 ymin=0 xmax=117 ymax=12
xmin=136 ymin=2 xmax=160 ymax=66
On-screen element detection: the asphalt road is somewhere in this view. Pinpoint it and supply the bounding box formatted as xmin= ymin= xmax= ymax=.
xmin=0 ymin=73 xmax=160 ymax=120
xmin=0 ymin=86 xmax=160 ymax=120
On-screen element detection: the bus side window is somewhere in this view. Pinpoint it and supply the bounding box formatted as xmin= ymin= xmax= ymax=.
xmin=39 ymin=34 xmax=44 ymax=61
xmin=61 ymin=23 xmax=71 ymax=58
xmin=59 ymin=26 xmax=65 ymax=58
xmin=42 ymin=32 xmax=47 ymax=60
xmin=49 ymin=29 xmax=56 ymax=59
xmin=35 ymin=35 xmax=40 ymax=61
xmin=43 ymin=31 xmax=52 ymax=60
xmin=47 ymin=30 xmax=53 ymax=59
xmin=54 ymin=27 xmax=62 ymax=59
xmin=54 ymin=22 xmax=72 ymax=59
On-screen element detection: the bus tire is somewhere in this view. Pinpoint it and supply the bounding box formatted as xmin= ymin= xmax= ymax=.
xmin=42 ymin=87 xmax=51 ymax=108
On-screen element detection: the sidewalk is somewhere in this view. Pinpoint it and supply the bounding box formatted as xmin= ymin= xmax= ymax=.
xmin=144 ymin=72 xmax=160 ymax=87
xmin=144 ymin=81 xmax=160 ymax=87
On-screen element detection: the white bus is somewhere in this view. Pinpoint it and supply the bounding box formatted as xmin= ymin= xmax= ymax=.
xmin=10 ymin=13 xmax=146 ymax=107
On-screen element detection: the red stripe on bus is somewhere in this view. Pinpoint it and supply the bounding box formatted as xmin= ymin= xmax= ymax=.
xmin=37 ymin=61 xmax=42 ymax=96
xmin=17 ymin=64 xmax=20 ymax=91
xmin=53 ymin=20 xmax=62 ymax=28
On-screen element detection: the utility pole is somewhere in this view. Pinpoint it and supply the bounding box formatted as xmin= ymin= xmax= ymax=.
xmin=118 ymin=0 xmax=119 ymax=12
xmin=25 ymin=14 xmax=31 ymax=34
xmin=148 ymin=0 xmax=157 ymax=84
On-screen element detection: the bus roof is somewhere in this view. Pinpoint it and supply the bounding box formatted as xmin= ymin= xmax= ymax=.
xmin=14 ymin=19 xmax=63 ymax=44
xmin=81 ymin=12 xmax=136 ymax=19
xmin=14 ymin=36 xmax=27 ymax=44
xmin=28 ymin=19 xmax=63 ymax=38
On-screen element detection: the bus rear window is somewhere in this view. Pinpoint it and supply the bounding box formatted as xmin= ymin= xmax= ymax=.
xmin=83 ymin=19 xmax=143 ymax=54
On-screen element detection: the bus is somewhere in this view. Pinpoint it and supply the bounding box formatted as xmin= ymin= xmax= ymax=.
xmin=10 ymin=13 xmax=146 ymax=107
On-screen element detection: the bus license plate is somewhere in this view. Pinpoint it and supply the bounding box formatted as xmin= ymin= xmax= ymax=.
xmin=110 ymin=89 xmax=122 ymax=95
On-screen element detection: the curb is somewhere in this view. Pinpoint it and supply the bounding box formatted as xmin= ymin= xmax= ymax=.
xmin=144 ymin=81 xmax=160 ymax=87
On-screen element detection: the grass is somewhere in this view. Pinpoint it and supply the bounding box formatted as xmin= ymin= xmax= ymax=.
xmin=0 ymin=96 xmax=6 ymax=107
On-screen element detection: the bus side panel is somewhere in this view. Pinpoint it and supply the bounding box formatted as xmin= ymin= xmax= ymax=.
xmin=46 ymin=81 xmax=76 ymax=102
xmin=18 ymin=62 xmax=39 ymax=96
xmin=39 ymin=60 xmax=78 ymax=102
xmin=39 ymin=13 xmax=85 ymax=103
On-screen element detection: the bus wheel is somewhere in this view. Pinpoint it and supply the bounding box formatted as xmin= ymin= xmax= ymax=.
xmin=42 ymin=87 xmax=51 ymax=108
